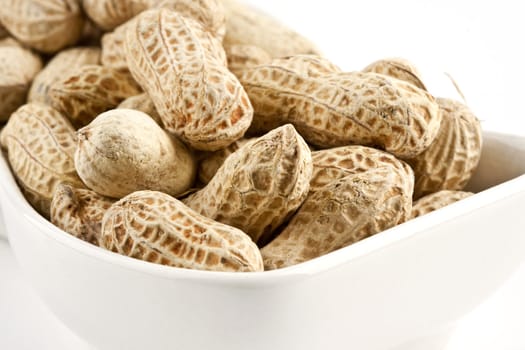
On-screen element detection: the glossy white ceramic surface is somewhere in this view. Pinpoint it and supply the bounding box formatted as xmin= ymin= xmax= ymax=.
xmin=1 ymin=130 xmax=525 ymax=350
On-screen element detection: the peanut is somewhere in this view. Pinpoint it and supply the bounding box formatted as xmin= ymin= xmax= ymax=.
xmin=51 ymin=183 xmax=115 ymax=246
xmin=363 ymin=58 xmax=427 ymax=90
xmin=0 ymin=41 xmax=42 ymax=121
xmin=183 ymin=124 xmax=313 ymax=245
xmin=222 ymin=0 xmax=320 ymax=58
xmin=29 ymin=47 xmax=101 ymax=105
xmin=310 ymin=145 xmax=414 ymax=194
xmin=125 ymin=8 xmax=252 ymax=151
xmin=0 ymin=103 xmax=84 ymax=218
xmin=0 ymin=0 xmax=85 ymax=53
xmin=48 ymin=65 xmax=142 ymax=128
xmin=197 ymin=137 xmax=254 ymax=185
xmin=240 ymin=55 xmax=441 ymax=158
xmin=75 ymin=109 xmax=196 ymax=198
xmin=406 ymin=97 xmax=482 ymax=198
xmin=100 ymin=190 xmax=264 ymax=272
xmin=82 ymin=0 xmax=154 ymax=31
xmin=262 ymin=165 xmax=414 ymax=270
xmin=411 ymin=190 xmax=473 ymax=219
xmin=101 ymin=0 xmax=226 ymax=71
xmin=117 ymin=93 xmax=163 ymax=125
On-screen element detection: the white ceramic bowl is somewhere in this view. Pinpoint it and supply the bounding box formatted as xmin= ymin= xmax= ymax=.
xmin=1 ymin=129 xmax=525 ymax=350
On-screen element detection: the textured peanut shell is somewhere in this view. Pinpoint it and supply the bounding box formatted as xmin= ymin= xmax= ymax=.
xmin=117 ymin=93 xmax=163 ymax=125
xmin=225 ymin=44 xmax=272 ymax=76
xmin=184 ymin=124 xmax=313 ymax=245
xmin=411 ymin=190 xmax=473 ymax=219
xmin=310 ymin=145 xmax=414 ymax=195
xmin=82 ymin=0 xmax=154 ymax=31
xmin=0 ymin=0 xmax=84 ymax=53
xmin=29 ymin=47 xmax=101 ymax=105
xmin=125 ymin=9 xmax=252 ymax=151
xmin=101 ymin=0 xmax=226 ymax=71
xmin=51 ymin=183 xmax=115 ymax=246
xmin=222 ymin=0 xmax=320 ymax=58
xmin=49 ymin=65 xmax=142 ymax=128
xmin=262 ymin=166 xmax=414 ymax=270
xmin=406 ymin=98 xmax=482 ymax=199
xmin=363 ymin=58 xmax=427 ymax=90
xmin=240 ymin=56 xmax=441 ymax=158
xmin=197 ymin=138 xmax=254 ymax=185
xmin=101 ymin=190 xmax=264 ymax=272
xmin=0 ymin=103 xmax=84 ymax=218
xmin=0 ymin=44 xmax=42 ymax=121
xmin=75 ymin=109 xmax=196 ymax=198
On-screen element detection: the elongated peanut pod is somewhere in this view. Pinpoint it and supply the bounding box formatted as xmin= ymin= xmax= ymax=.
xmin=101 ymin=190 xmax=263 ymax=272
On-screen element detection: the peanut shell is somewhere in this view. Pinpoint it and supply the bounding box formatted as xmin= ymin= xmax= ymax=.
xmin=0 ymin=0 xmax=84 ymax=53
xmin=125 ymin=8 xmax=252 ymax=151
xmin=184 ymin=124 xmax=313 ymax=245
xmin=51 ymin=183 xmax=115 ymax=246
xmin=101 ymin=0 xmax=226 ymax=71
xmin=0 ymin=43 xmax=42 ymax=121
xmin=240 ymin=55 xmax=441 ymax=158
xmin=0 ymin=103 xmax=84 ymax=218
xmin=101 ymin=190 xmax=264 ymax=272
xmin=29 ymin=47 xmax=101 ymax=105
xmin=225 ymin=44 xmax=272 ymax=76
xmin=0 ymin=21 xmax=8 ymax=39
xmin=310 ymin=145 xmax=414 ymax=195
xmin=411 ymin=190 xmax=473 ymax=219
xmin=406 ymin=97 xmax=482 ymax=198
xmin=82 ymin=0 xmax=154 ymax=31
xmin=222 ymin=0 xmax=320 ymax=58
xmin=363 ymin=58 xmax=427 ymax=90
xmin=262 ymin=166 xmax=414 ymax=270
xmin=49 ymin=64 xmax=142 ymax=128
xmin=75 ymin=109 xmax=196 ymax=198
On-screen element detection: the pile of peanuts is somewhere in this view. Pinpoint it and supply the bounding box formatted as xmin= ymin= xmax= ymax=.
xmin=0 ymin=0 xmax=482 ymax=272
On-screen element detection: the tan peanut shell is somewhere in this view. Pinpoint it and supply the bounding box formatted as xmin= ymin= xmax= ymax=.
xmin=101 ymin=190 xmax=264 ymax=272
xmin=222 ymin=0 xmax=320 ymax=58
xmin=118 ymin=93 xmax=163 ymax=125
xmin=101 ymin=0 xmax=226 ymax=71
xmin=240 ymin=55 xmax=441 ymax=158
xmin=261 ymin=166 xmax=414 ymax=270
xmin=0 ymin=103 xmax=84 ymax=218
xmin=0 ymin=0 xmax=84 ymax=53
xmin=0 ymin=37 xmax=20 ymax=48
xmin=310 ymin=145 xmax=414 ymax=195
xmin=225 ymin=44 xmax=272 ymax=76
xmin=406 ymin=97 xmax=482 ymax=198
xmin=197 ymin=137 xmax=254 ymax=185
xmin=363 ymin=58 xmax=427 ymax=90
xmin=29 ymin=47 xmax=101 ymax=105
xmin=411 ymin=190 xmax=473 ymax=219
xmin=49 ymin=65 xmax=142 ymax=128
xmin=184 ymin=124 xmax=313 ymax=245
xmin=75 ymin=109 xmax=196 ymax=198
xmin=82 ymin=0 xmax=153 ymax=31
xmin=125 ymin=8 xmax=252 ymax=151
xmin=51 ymin=183 xmax=115 ymax=246
xmin=0 ymin=44 xmax=42 ymax=121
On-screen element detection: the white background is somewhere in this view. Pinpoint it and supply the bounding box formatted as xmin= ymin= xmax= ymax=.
xmin=1 ymin=0 xmax=525 ymax=349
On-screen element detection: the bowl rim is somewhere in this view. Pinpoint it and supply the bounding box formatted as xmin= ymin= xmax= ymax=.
xmin=1 ymin=130 xmax=525 ymax=286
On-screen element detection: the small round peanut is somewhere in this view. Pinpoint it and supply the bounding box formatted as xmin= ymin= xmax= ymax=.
xmin=363 ymin=57 xmax=427 ymax=90
xmin=75 ymin=109 xmax=196 ymax=199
